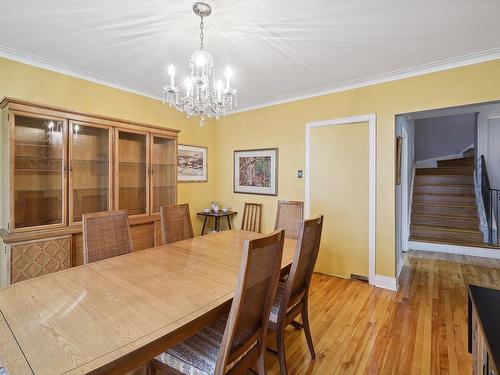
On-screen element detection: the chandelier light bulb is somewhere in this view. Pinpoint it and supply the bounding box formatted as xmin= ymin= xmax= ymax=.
xmin=167 ymin=64 xmax=176 ymax=76
xmin=224 ymin=66 xmax=233 ymax=89
xmin=216 ymin=79 xmax=223 ymax=102
xmin=196 ymin=54 xmax=205 ymax=67
xmin=167 ymin=64 xmax=176 ymax=87
xmin=184 ymin=78 xmax=193 ymax=95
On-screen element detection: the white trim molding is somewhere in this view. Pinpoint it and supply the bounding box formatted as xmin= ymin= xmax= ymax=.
xmin=231 ymin=48 xmax=500 ymax=114
xmin=374 ymin=275 xmax=398 ymax=292
xmin=2 ymin=45 xmax=500 ymax=115
xmin=0 ymin=45 xmax=161 ymax=101
xmin=408 ymin=240 xmax=500 ymax=259
xmin=305 ymin=114 xmax=377 ymax=286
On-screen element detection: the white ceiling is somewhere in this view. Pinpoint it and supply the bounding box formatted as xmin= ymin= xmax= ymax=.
xmin=1 ymin=0 xmax=500 ymax=110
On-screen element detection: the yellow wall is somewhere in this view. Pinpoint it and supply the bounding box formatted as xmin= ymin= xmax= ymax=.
xmin=217 ymin=59 xmax=500 ymax=278
xmin=310 ymin=123 xmax=369 ymax=278
xmin=0 ymin=57 xmax=218 ymax=233
xmin=3 ymin=56 xmax=500 ymax=279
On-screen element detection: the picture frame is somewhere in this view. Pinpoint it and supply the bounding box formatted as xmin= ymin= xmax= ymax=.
xmin=178 ymin=144 xmax=208 ymax=183
xmin=396 ymin=136 xmax=402 ymax=185
xmin=233 ymin=148 xmax=279 ymax=196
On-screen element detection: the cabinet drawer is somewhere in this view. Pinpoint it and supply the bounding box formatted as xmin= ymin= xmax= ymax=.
xmin=10 ymin=236 xmax=71 ymax=283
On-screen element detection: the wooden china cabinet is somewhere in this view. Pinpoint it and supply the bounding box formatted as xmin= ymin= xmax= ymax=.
xmin=0 ymin=98 xmax=178 ymax=286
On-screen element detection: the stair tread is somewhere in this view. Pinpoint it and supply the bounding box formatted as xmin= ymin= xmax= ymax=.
xmin=414 ymin=183 xmax=474 ymax=186
xmin=416 ymin=174 xmax=473 ymax=176
xmin=440 ymin=157 xmax=474 ymax=162
xmin=412 ymin=202 xmax=476 ymax=208
xmin=412 ymin=213 xmax=479 ymax=220
xmin=411 ymin=224 xmax=481 ymax=233
xmin=414 ymin=192 xmax=475 ymax=197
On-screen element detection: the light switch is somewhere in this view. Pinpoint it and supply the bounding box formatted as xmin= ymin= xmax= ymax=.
xmin=297 ymin=170 xmax=303 ymax=178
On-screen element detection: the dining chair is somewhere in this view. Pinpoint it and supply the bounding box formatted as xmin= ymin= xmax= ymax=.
xmin=241 ymin=202 xmax=263 ymax=233
xmin=82 ymin=210 xmax=133 ymax=264
xmin=274 ymin=200 xmax=304 ymax=239
xmin=268 ymin=215 xmax=324 ymax=375
xmin=150 ymin=229 xmax=285 ymax=375
xmin=160 ymin=203 xmax=194 ymax=244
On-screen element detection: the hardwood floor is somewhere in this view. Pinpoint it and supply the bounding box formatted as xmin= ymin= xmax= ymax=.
xmin=265 ymin=250 xmax=500 ymax=374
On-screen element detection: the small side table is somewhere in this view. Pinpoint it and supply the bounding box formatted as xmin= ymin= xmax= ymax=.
xmin=197 ymin=211 xmax=238 ymax=235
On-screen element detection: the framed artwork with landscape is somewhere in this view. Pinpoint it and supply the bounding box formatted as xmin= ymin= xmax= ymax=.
xmin=234 ymin=148 xmax=278 ymax=195
xmin=178 ymin=144 xmax=208 ymax=182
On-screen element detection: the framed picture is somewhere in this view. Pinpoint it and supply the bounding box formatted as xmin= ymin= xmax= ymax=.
xmin=234 ymin=148 xmax=278 ymax=196
xmin=178 ymin=144 xmax=208 ymax=182
xmin=396 ymin=136 xmax=402 ymax=185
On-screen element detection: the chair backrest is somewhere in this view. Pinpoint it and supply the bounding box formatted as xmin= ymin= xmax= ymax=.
xmin=274 ymin=200 xmax=304 ymax=239
xmin=215 ymin=229 xmax=285 ymax=373
xmin=240 ymin=203 xmax=262 ymax=233
xmin=160 ymin=204 xmax=194 ymax=244
xmin=82 ymin=210 xmax=133 ymax=264
xmin=283 ymin=216 xmax=323 ymax=310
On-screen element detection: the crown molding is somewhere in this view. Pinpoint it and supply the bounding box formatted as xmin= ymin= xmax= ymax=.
xmin=2 ymin=44 xmax=500 ymax=115
xmin=0 ymin=45 xmax=162 ymax=101
xmin=231 ymin=47 xmax=500 ymax=114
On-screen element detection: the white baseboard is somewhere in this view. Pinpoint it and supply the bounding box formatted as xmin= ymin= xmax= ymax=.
xmin=374 ymin=274 xmax=398 ymax=291
xmin=408 ymin=240 xmax=500 ymax=259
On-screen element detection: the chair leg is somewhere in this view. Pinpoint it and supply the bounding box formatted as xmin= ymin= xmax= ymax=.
xmin=257 ymin=350 xmax=267 ymax=375
xmin=276 ymin=328 xmax=288 ymax=375
xmin=301 ymin=306 xmax=315 ymax=359
xmin=149 ymin=362 xmax=156 ymax=375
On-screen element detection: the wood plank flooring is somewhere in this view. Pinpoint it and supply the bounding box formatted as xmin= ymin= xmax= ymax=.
xmin=265 ymin=250 xmax=500 ymax=374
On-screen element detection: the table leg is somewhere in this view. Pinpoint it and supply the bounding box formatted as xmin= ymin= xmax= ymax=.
xmin=227 ymin=215 xmax=232 ymax=230
xmin=215 ymin=217 xmax=220 ymax=232
xmin=201 ymin=216 xmax=208 ymax=235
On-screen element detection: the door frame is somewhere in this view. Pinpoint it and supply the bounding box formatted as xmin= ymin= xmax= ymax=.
xmin=305 ymin=114 xmax=376 ymax=286
xmin=400 ymin=126 xmax=409 ymax=253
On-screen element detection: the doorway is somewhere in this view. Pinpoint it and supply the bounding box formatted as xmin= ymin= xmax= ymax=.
xmin=305 ymin=115 xmax=376 ymax=285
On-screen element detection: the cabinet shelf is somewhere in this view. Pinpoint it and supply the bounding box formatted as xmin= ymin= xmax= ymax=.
xmin=15 ymin=169 xmax=61 ymax=173
xmin=15 ymin=142 xmax=60 ymax=149
xmin=72 ymin=159 xmax=109 ymax=163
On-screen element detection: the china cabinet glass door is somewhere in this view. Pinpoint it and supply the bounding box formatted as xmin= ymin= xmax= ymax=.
xmin=151 ymin=135 xmax=177 ymax=213
xmin=69 ymin=122 xmax=112 ymax=223
xmin=117 ymin=131 xmax=148 ymax=216
xmin=13 ymin=114 xmax=66 ymax=229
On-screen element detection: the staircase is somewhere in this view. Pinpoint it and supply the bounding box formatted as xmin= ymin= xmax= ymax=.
xmin=410 ymin=156 xmax=484 ymax=246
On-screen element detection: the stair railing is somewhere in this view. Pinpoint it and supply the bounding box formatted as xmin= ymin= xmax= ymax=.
xmin=480 ymin=155 xmax=499 ymax=245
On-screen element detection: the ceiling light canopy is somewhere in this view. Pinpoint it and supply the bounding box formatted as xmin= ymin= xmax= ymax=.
xmin=162 ymin=2 xmax=237 ymax=126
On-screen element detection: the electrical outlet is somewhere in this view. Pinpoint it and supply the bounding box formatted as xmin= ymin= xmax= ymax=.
xmin=297 ymin=170 xmax=303 ymax=178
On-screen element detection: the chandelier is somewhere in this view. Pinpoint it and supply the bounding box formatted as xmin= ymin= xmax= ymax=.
xmin=162 ymin=2 xmax=237 ymax=126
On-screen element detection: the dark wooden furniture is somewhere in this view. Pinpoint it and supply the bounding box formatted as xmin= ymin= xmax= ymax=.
xmin=468 ymin=284 xmax=500 ymax=375
xmin=160 ymin=204 xmax=194 ymax=244
xmin=274 ymin=200 xmax=304 ymax=239
xmin=151 ymin=229 xmax=285 ymax=375
xmin=268 ymin=215 xmax=324 ymax=375
xmin=197 ymin=210 xmax=237 ymax=235
xmin=0 ymin=98 xmax=178 ymax=286
xmin=241 ymin=203 xmax=262 ymax=233
xmin=82 ymin=210 xmax=133 ymax=264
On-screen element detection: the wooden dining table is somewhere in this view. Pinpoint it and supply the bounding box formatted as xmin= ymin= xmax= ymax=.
xmin=0 ymin=230 xmax=296 ymax=375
